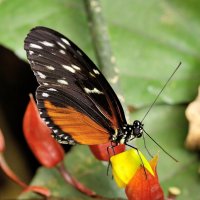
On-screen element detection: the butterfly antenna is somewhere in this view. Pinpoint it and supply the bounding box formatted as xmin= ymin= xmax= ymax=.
xmin=143 ymin=129 xmax=178 ymax=162
xmin=141 ymin=62 xmax=182 ymax=123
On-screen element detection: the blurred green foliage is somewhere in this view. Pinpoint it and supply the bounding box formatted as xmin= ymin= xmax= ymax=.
xmin=0 ymin=0 xmax=199 ymax=199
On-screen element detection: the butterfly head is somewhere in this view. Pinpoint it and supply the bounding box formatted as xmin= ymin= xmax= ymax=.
xmin=117 ymin=120 xmax=143 ymax=144
xmin=132 ymin=120 xmax=143 ymax=138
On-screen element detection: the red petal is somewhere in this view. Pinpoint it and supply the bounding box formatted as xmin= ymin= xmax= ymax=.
xmin=89 ymin=142 xmax=125 ymax=161
xmin=23 ymin=94 xmax=64 ymax=167
xmin=0 ymin=129 xmax=5 ymax=152
xmin=125 ymin=156 xmax=164 ymax=200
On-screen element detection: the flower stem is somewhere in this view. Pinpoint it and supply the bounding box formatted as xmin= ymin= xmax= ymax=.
xmin=57 ymin=162 xmax=103 ymax=198
xmin=0 ymin=153 xmax=51 ymax=197
xmin=84 ymin=0 xmax=119 ymax=90
xmin=0 ymin=153 xmax=27 ymax=188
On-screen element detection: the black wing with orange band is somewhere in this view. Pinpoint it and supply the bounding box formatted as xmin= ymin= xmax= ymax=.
xmin=24 ymin=26 xmax=127 ymax=145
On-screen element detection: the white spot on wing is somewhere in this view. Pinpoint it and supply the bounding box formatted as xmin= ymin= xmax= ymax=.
xmin=84 ymin=87 xmax=103 ymax=94
xmin=71 ymin=64 xmax=81 ymax=70
xmin=57 ymin=79 xmax=68 ymax=85
xmin=37 ymin=71 xmax=46 ymax=79
xmin=59 ymin=49 xmax=66 ymax=54
xmin=89 ymin=72 xmax=96 ymax=77
xmin=39 ymin=41 xmax=54 ymax=47
xmin=43 ymin=83 xmax=49 ymax=86
xmin=29 ymin=50 xmax=34 ymax=55
xmin=57 ymin=41 xmax=66 ymax=49
xmin=61 ymin=38 xmax=71 ymax=46
xmin=62 ymin=65 xmax=75 ymax=73
xmin=46 ymin=66 xmax=55 ymax=70
xmin=42 ymin=92 xmax=49 ymax=97
xmin=30 ymin=43 xmax=42 ymax=49
xmin=93 ymin=69 xmax=100 ymax=75
xmin=77 ymin=50 xmax=82 ymax=56
xmin=47 ymin=88 xmax=57 ymax=91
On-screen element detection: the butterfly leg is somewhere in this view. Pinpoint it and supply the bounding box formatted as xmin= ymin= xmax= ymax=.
xmin=106 ymin=142 xmax=117 ymax=176
xmin=125 ymin=143 xmax=148 ymax=179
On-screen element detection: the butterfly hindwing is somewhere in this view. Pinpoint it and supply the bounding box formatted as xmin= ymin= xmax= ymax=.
xmin=24 ymin=26 xmax=126 ymax=145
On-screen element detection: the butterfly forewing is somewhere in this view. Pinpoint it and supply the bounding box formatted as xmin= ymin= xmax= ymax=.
xmin=24 ymin=26 xmax=126 ymax=145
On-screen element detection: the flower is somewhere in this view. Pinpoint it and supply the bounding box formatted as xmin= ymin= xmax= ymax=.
xmin=110 ymin=149 xmax=164 ymax=200
xmin=23 ymin=94 xmax=64 ymax=168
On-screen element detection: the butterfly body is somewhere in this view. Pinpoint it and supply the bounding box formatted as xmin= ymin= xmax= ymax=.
xmin=24 ymin=27 xmax=143 ymax=146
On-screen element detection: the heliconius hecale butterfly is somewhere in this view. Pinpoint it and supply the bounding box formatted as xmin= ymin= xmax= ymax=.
xmin=24 ymin=27 xmax=171 ymax=153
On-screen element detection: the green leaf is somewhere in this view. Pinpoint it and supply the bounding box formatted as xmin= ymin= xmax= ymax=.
xmin=102 ymin=0 xmax=200 ymax=107
xmin=0 ymin=0 xmax=199 ymax=200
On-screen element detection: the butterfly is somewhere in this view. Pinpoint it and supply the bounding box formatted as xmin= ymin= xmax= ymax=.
xmin=24 ymin=26 xmax=144 ymax=146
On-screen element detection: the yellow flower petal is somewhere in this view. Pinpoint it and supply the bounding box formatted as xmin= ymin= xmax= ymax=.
xmin=110 ymin=149 xmax=154 ymax=188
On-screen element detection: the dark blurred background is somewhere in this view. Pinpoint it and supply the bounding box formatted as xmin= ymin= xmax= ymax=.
xmin=0 ymin=45 xmax=39 ymax=197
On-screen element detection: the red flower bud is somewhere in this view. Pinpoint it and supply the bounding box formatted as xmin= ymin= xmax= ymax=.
xmin=23 ymin=94 xmax=64 ymax=167
xmin=89 ymin=142 xmax=125 ymax=161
